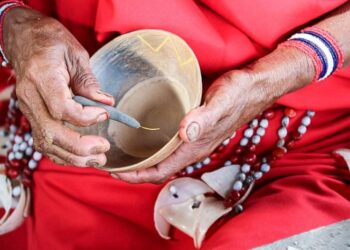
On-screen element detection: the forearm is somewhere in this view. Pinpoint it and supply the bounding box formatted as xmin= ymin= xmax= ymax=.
xmin=316 ymin=2 xmax=350 ymax=66
xmin=0 ymin=3 xmax=114 ymax=167
xmin=245 ymin=2 xmax=350 ymax=101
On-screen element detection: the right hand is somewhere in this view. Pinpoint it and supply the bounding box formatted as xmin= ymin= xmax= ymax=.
xmin=3 ymin=7 xmax=115 ymax=167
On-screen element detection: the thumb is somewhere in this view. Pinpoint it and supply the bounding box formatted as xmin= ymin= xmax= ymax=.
xmin=70 ymin=53 xmax=115 ymax=106
xmin=179 ymin=73 xmax=239 ymax=143
xmin=179 ymin=101 xmax=223 ymax=143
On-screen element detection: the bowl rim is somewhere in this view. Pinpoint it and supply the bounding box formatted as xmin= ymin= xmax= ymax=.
xmin=92 ymin=29 xmax=202 ymax=173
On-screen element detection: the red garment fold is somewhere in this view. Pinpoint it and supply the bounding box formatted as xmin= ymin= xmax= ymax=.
xmin=1 ymin=1 xmax=350 ymax=249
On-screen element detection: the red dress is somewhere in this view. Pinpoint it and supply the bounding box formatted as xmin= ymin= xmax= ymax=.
xmin=1 ymin=1 xmax=350 ymax=249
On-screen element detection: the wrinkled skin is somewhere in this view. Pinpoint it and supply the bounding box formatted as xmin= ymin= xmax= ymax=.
xmin=4 ymin=8 xmax=115 ymax=167
xmin=4 ymin=4 xmax=350 ymax=182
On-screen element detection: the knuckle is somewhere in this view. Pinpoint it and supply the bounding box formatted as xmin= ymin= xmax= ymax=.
xmin=63 ymin=109 xmax=93 ymax=127
xmin=34 ymin=139 xmax=49 ymax=154
xmin=72 ymin=117 xmax=92 ymax=127
xmin=153 ymin=172 xmax=167 ymax=184
xmin=73 ymin=71 xmax=98 ymax=90
xmin=63 ymin=143 xmax=79 ymax=155
xmin=49 ymin=107 xmax=64 ymax=120
xmin=41 ymin=127 xmax=54 ymax=144
xmin=62 ymin=155 xmax=80 ymax=166
xmin=74 ymin=147 xmax=89 ymax=156
xmin=33 ymin=127 xmax=54 ymax=153
xmin=60 ymin=103 xmax=82 ymax=124
xmin=47 ymin=155 xmax=65 ymax=165
xmin=153 ymin=177 xmax=167 ymax=184
xmin=64 ymin=141 xmax=89 ymax=156
xmin=63 ymin=143 xmax=75 ymax=154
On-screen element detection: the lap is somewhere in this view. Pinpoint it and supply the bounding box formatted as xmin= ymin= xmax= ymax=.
xmin=26 ymin=152 xmax=350 ymax=250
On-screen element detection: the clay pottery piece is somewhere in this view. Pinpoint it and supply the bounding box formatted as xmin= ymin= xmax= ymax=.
xmin=73 ymin=29 xmax=202 ymax=173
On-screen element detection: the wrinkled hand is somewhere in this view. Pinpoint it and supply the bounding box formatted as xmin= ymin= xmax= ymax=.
xmin=4 ymin=8 xmax=114 ymax=167
xmin=114 ymin=47 xmax=315 ymax=184
xmin=114 ymin=71 xmax=270 ymax=183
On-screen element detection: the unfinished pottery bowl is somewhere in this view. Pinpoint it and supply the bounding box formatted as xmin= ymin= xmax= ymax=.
xmin=78 ymin=30 xmax=202 ymax=173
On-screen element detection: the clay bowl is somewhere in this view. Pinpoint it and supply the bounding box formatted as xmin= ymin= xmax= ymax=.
xmin=76 ymin=30 xmax=202 ymax=173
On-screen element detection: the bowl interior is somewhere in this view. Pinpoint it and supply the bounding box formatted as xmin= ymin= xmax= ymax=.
xmin=75 ymin=30 xmax=202 ymax=172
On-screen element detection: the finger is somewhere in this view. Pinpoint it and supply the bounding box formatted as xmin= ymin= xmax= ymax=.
xmin=70 ymin=50 xmax=115 ymax=106
xmin=52 ymin=123 xmax=110 ymax=156
xmin=19 ymin=86 xmax=110 ymax=157
xmin=179 ymin=78 xmax=235 ymax=143
xmin=49 ymin=144 xmax=107 ymax=167
xmin=34 ymin=73 xmax=110 ymax=127
xmin=46 ymin=153 xmax=68 ymax=166
xmin=35 ymin=131 xmax=108 ymax=167
xmin=33 ymin=124 xmax=109 ymax=159
xmin=116 ymin=142 xmax=207 ymax=184
xmin=112 ymin=172 xmax=140 ymax=184
xmin=114 ymin=167 xmax=162 ymax=184
xmin=179 ymin=102 xmax=224 ymax=143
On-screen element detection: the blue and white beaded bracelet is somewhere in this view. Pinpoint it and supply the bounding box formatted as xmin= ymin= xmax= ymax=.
xmin=280 ymin=27 xmax=343 ymax=82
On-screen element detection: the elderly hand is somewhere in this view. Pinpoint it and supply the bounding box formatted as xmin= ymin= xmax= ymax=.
xmin=114 ymin=47 xmax=315 ymax=183
xmin=4 ymin=8 xmax=114 ymax=167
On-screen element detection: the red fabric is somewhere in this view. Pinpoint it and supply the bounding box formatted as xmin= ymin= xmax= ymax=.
xmin=1 ymin=1 xmax=350 ymax=249
xmin=25 ymin=109 xmax=350 ymax=250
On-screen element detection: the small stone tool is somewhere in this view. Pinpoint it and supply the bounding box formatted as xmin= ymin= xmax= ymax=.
xmin=73 ymin=96 xmax=159 ymax=131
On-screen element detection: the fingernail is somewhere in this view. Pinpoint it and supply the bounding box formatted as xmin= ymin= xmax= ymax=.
xmin=97 ymin=89 xmax=113 ymax=98
xmin=86 ymin=160 xmax=100 ymax=168
xmin=97 ymin=112 xmax=109 ymax=122
xmin=186 ymin=122 xmax=200 ymax=142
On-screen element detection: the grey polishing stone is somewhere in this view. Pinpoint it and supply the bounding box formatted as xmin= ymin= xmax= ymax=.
xmin=73 ymin=95 xmax=140 ymax=129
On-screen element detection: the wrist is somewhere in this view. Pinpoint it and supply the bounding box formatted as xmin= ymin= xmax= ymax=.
xmin=246 ymin=46 xmax=315 ymax=101
xmin=3 ymin=6 xmax=43 ymax=65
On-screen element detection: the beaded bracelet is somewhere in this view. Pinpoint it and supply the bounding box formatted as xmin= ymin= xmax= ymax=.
xmin=0 ymin=0 xmax=29 ymax=67
xmin=280 ymin=27 xmax=344 ymax=82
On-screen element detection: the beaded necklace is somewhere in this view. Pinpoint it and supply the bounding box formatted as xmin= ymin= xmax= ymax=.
xmin=177 ymin=107 xmax=315 ymax=212
xmin=1 ymin=94 xmax=41 ymax=194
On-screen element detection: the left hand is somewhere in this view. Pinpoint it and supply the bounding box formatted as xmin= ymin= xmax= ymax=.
xmin=113 ymin=47 xmax=315 ymax=184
